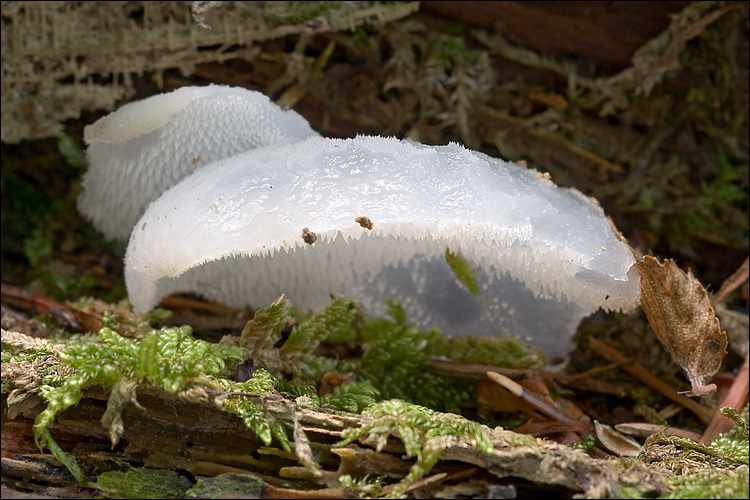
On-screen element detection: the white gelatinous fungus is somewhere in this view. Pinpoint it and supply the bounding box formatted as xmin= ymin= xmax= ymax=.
xmin=78 ymin=86 xmax=641 ymax=357
xmin=120 ymin=133 xmax=640 ymax=358
xmin=77 ymin=85 xmax=318 ymax=241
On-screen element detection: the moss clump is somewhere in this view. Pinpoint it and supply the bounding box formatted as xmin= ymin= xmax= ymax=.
xmin=33 ymin=326 xmax=248 ymax=483
xmin=185 ymin=473 xmax=265 ymax=499
xmin=343 ymin=301 xmax=474 ymax=413
xmin=433 ymin=333 xmax=546 ymax=369
xmin=212 ymin=369 xmax=292 ymax=452
xmin=641 ymin=406 xmax=749 ymax=499
xmin=240 ymin=297 xmax=478 ymax=413
xmin=238 ymin=295 xmax=360 ymax=378
xmin=336 ymin=399 xmax=493 ymax=498
xmin=337 ymin=473 xmax=385 ymax=497
xmin=319 ymin=379 xmax=380 ymax=414
xmin=663 ymin=466 xmax=749 ymax=499
xmin=94 ymin=467 xmax=192 ymax=499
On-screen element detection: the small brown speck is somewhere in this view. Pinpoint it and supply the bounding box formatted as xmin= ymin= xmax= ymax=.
xmin=192 ymin=156 xmax=201 ymax=164
xmin=355 ymin=216 xmax=373 ymax=230
xmin=302 ymin=227 xmax=317 ymax=245
xmin=535 ymin=171 xmax=553 ymax=184
xmin=517 ymin=160 xmax=527 ymax=168
xmin=141 ymin=222 xmax=147 ymax=231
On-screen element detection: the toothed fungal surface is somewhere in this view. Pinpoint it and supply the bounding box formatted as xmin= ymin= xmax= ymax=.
xmin=123 ymin=134 xmax=639 ymax=357
xmin=78 ymin=85 xmax=318 ymax=241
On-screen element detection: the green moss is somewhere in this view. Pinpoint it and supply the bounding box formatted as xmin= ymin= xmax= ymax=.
xmin=435 ymin=32 xmax=480 ymax=67
xmin=57 ymin=131 xmax=87 ymax=172
xmin=573 ymin=433 xmax=597 ymax=452
xmin=434 ymin=334 xmax=546 ymax=369
xmin=722 ymin=406 xmax=749 ymax=441
xmin=22 ymin=221 xmax=99 ymax=301
xmin=336 ymin=399 xmax=493 ymax=498
xmin=185 ymin=473 xmax=265 ymax=499
xmin=351 ymin=24 xmax=370 ymax=48
xmin=33 ymin=326 xmax=247 ymax=483
xmin=212 ymin=369 xmax=291 ymax=452
xmin=239 ymin=295 xmax=361 ymax=378
xmin=239 ymin=297 xmax=290 ymax=353
xmin=491 ymin=427 xmax=540 ymax=448
xmin=644 ymin=430 xmax=748 ymax=472
xmin=241 ymin=296 xmax=482 ymax=413
xmin=320 ymin=380 xmax=379 ymax=413
xmin=642 ymin=406 xmax=749 ymax=499
xmin=337 ymin=473 xmax=385 ymax=497
xmin=282 ymin=296 xmax=359 ymax=353
xmin=95 ymin=467 xmax=192 ymax=499
xmin=660 ymin=406 xmax=749 ymax=499
xmin=664 ymin=467 xmax=749 ymax=499
xmin=20 ymin=294 xmax=553 ymax=487
xmin=353 ymin=301 xmax=473 ymax=412
xmin=2 ymin=344 xmax=69 ymax=389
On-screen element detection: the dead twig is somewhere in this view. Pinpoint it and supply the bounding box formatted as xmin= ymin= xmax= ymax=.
xmin=486 ymin=371 xmax=593 ymax=433
xmin=700 ymin=354 xmax=749 ymax=444
xmin=0 ymin=283 xmax=80 ymax=330
xmin=587 ymin=338 xmax=714 ymax=423
xmin=711 ymin=257 xmax=749 ymax=306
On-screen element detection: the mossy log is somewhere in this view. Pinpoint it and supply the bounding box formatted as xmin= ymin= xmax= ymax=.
xmin=2 ymin=335 xmax=667 ymax=498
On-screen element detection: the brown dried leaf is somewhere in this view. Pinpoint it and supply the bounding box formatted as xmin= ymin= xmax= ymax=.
xmin=636 ymin=256 xmax=727 ymax=397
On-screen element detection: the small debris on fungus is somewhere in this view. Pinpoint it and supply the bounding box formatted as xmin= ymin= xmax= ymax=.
xmin=301 ymin=227 xmax=317 ymax=245
xmin=535 ymin=171 xmax=553 ymax=184
xmin=355 ymin=216 xmax=373 ymax=230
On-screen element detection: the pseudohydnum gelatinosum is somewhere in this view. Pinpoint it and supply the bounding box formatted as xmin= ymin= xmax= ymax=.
xmin=78 ymin=87 xmax=640 ymax=358
xmin=78 ymin=85 xmax=318 ymax=242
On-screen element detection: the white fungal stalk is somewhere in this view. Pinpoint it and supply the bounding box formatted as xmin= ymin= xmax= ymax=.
xmin=79 ymin=86 xmax=640 ymax=358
